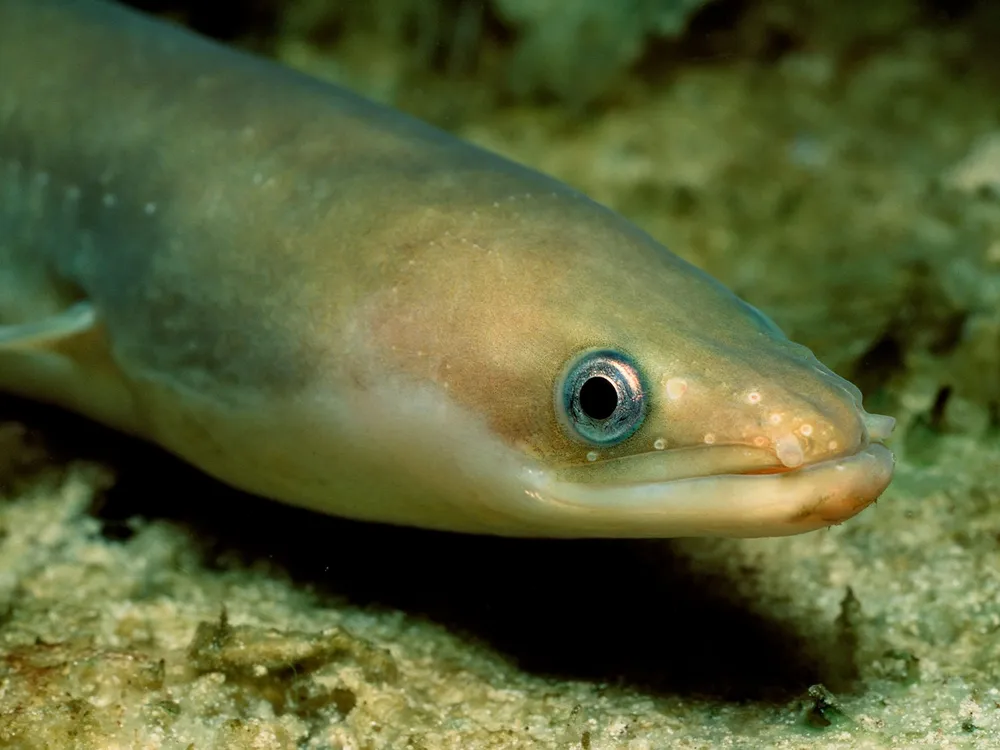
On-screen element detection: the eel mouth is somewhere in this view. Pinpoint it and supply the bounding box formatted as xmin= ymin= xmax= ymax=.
xmin=551 ymin=443 xmax=804 ymax=486
xmin=524 ymin=442 xmax=895 ymax=538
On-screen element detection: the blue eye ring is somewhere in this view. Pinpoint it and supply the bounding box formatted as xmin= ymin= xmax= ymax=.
xmin=556 ymin=348 xmax=648 ymax=446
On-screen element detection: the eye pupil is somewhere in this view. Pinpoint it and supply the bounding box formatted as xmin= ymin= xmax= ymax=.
xmin=579 ymin=376 xmax=618 ymax=420
xmin=556 ymin=348 xmax=648 ymax=447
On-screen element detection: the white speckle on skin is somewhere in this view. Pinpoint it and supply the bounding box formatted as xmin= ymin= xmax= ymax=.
xmin=800 ymin=423 xmax=814 ymax=436
xmin=586 ymin=451 xmax=599 ymax=462
xmin=665 ymin=378 xmax=688 ymax=400
xmin=653 ymin=438 xmax=666 ymax=450
xmin=703 ymin=433 xmax=716 ymax=445
xmin=746 ymin=390 xmax=762 ymax=404
xmin=753 ymin=436 xmax=768 ymax=447
xmin=144 ymin=202 xmax=157 ymax=215
xmin=775 ymin=433 xmax=804 ymax=467
xmin=769 ymin=413 xmax=783 ymax=425
xmin=828 ymin=440 xmax=839 ymax=450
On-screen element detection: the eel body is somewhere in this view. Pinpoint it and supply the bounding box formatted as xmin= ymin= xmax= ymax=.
xmin=0 ymin=0 xmax=895 ymax=537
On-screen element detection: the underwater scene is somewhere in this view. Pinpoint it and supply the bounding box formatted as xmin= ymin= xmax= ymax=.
xmin=1 ymin=0 xmax=999 ymax=747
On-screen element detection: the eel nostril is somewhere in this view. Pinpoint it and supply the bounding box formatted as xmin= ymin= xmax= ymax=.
xmin=862 ymin=412 xmax=896 ymax=441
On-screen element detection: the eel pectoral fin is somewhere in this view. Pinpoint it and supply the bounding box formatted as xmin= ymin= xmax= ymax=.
xmin=0 ymin=299 xmax=139 ymax=434
xmin=0 ymin=301 xmax=98 ymax=349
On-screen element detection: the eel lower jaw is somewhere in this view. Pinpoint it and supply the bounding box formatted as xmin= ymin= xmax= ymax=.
xmin=521 ymin=442 xmax=895 ymax=538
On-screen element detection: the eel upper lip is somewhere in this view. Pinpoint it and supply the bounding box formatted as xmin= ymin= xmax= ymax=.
xmin=554 ymin=406 xmax=898 ymax=488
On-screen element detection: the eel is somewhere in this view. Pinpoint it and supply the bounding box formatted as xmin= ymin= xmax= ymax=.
xmin=0 ymin=0 xmax=896 ymax=537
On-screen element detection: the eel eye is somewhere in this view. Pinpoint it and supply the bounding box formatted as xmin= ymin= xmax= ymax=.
xmin=557 ymin=349 xmax=647 ymax=446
